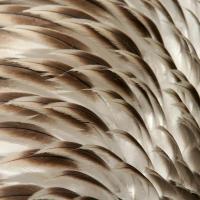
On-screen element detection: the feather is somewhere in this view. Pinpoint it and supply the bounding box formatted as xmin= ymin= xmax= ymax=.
xmin=0 ymin=0 xmax=199 ymax=200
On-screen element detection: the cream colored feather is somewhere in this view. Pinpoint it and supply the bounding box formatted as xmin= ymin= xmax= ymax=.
xmin=0 ymin=0 xmax=199 ymax=199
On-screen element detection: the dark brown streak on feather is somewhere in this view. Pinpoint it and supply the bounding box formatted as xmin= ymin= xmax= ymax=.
xmin=39 ymin=61 xmax=72 ymax=73
xmin=74 ymin=149 xmax=109 ymax=168
xmin=0 ymin=12 xmax=54 ymax=27
xmin=2 ymin=151 xmax=77 ymax=168
xmin=56 ymin=0 xmax=110 ymax=17
xmin=67 ymin=70 xmax=93 ymax=89
xmin=0 ymin=65 xmax=51 ymax=85
xmin=165 ymin=88 xmax=183 ymax=102
xmin=79 ymin=0 xmax=114 ymax=17
xmin=29 ymin=153 xmax=77 ymax=167
xmin=121 ymin=101 xmax=149 ymax=133
xmin=140 ymin=14 xmax=164 ymax=43
xmin=155 ymin=0 xmax=175 ymax=23
xmin=0 ymin=122 xmax=51 ymax=136
xmin=75 ymin=52 xmax=112 ymax=68
xmin=0 ymin=60 xmax=43 ymax=74
xmin=111 ymin=29 xmax=141 ymax=56
xmin=0 ymin=149 xmax=38 ymax=164
xmin=30 ymin=97 xmax=64 ymax=104
xmin=161 ymin=0 xmax=187 ymax=27
xmin=0 ymin=76 xmax=7 ymax=81
xmin=0 ymin=92 xmax=33 ymax=102
xmin=22 ymin=28 xmax=89 ymax=50
xmin=67 ymin=103 xmax=109 ymax=131
xmin=178 ymin=83 xmax=200 ymax=107
xmin=0 ymin=5 xmax=29 ymax=13
xmin=80 ymin=197 xmax=99 ymax=200
xmin=116 ymin=130 xmax=151 ymax=163
xmin=50 ymin=7 xmax=98 ymax=21
xmin=49 ymin=141 xmax=82 ymax=150
xmin=134 ymin=82 xmax=153 ymax=108
xmin=0 ymin=0 xmax=56 ymax=5
xmin=161 ymin=55 xmax=177 ymax=70
xmin=58 ymin=73 xmax=92 ymax=91
xmin=0 ymin=127 xmax=54 ymax=141
xmin=122 ymin=164 xmax=156 ymax=187
xmin=104 ymin=90 xmax=124 ymax=101
xmin=94 ymin=68 xmax=133 ymax=96
xmin=176 ymin=185 xmax=200 ymax=200
xmin=117 ymin=52 xmax=162 ymax=94
xmin=61 ymin=170 xmax=112 ymax=192
xmin=89 ymin=145 xmax=123 ymax=162
xmin=20 ymin=60 xmax=72 ymax=74
xmin=36 ymin=187 xmax=79 ymax=199
xmin=86 ymin=25 xmax=119 ymax=50
xmin=0 ymin=104 xmax=41 ymax=118
xmin=119 ymin=6 xmax=151 ymax=38
xmin=41 ymin=142 xmax=109 ymax=168
xmin=0 ymin=195 xmax=32 ymax=199
xmin=86 ymin=0 xmax=110 ymax=12
xmin=139 ymin=59 xmax=162 ymax=94
xmin=135 ymin=82 xmax=165 ymax=121
xmin=47 ymin=109 xmax=90 ymax=131
xmin=0 ymin=185 xmax=41 ymax=198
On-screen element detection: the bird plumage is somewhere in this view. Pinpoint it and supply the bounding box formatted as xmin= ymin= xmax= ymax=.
xmin=0 ymin=0 xmax=199 ymax=199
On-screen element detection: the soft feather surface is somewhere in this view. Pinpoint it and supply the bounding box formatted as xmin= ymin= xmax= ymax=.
xmin=0 ymin=0 xmax=199 ymax=199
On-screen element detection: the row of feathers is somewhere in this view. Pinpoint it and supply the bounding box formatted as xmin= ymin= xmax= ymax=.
xmin=0 ymin=0 xmax=199 ymax=199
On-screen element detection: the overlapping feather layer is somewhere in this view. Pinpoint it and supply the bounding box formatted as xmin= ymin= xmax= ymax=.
xmin=0 ymin=0 xmax=199 ymax=199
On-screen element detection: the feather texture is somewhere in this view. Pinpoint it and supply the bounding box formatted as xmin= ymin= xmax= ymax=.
xmin=0 ymin=0 xmax=199 ymax=199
